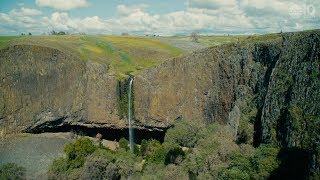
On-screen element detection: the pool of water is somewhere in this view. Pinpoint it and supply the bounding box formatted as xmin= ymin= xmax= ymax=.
xmin=0 ymin=134 xmax=71 ymax=179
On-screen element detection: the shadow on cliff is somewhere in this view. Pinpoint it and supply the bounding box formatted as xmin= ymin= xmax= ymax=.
xmin=26 ymin=124 xmax=167 ymax=144
xmin=270 ymin=147 xmax=309 ymax=179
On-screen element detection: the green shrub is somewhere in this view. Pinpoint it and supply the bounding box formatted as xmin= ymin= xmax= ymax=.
xmin=288 ymin=105 xmax=320 ymax=149
xmin=250 ymin=145 xmax=280 ymax=178
xmin=218 ymin=144 xmax=280 ymax=179
xmin=133 ymin=143 xmax=140 ymax=156
xmin=140 ymin=139 xmax=148 ymax=156
xmin=236 ymin=96 xmax=256 ymax=144
xmin=144 ymin=141 xmax=186 ymax=165
xmin=82 ymin=156 xmax=120 ymax=180
xmin=182 ymin=123 xmax=240 ymax=178
xmin=119 ymin=138 xmax=129 ymax=151
xmin=49 ymin=138 xmax=97 ymax=179
xmin=105 ymin=163 xmax=120 ymax=180
xmin=146 ymin=145 xmax=168 ymax=164
xmin=0 ymin=163 xmax=26 ymax=180
xmin=162 ymin=164 xmax=189 ymax=180
xmin=118 ymin=137 xmax=140 ymax=155
xmin=228 ymin=154 xmax=252 ymax=172
xmin=219 ymin=167 xmax=250 ymax=180
xmin=165 ymin=146 xmax=186 ymax=165
xmin=64 ymin=137 xmax=97 ymax=169
xmin=140 ymin=139 xmax=161 ymax=158
xmin=140 ymin=163 xmax=166 ymax=179
xmin=89 ymin=148 xmax=140 ymax=179
xmin=164 ymin=120 xmax=202 ymax=148
xmin=49 ymin=157 xmax=69 ymax=178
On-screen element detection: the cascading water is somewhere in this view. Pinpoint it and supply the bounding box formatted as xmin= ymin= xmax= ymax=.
xmin=128 ymin=77 xmax=134 ymax=153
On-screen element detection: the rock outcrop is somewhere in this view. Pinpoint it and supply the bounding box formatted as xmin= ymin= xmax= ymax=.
xmin=0 ymin=45 xmax=124 ymax=134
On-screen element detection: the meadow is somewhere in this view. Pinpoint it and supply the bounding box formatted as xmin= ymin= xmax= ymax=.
xmin=0 ymin=33 xmax=281 ymax=79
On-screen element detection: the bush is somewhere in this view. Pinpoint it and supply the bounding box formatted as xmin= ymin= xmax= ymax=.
xmin=0 ymin=163 xmax=26 ymax=180
xmin=118 ymin=137 xmax=140 ymax=155
xmin=133 ymin=144 xmax=140 ymax=156
xmin=94 ymin=146 xmax=143 ymax=178
xmin=218 ymin=144 xmax=280 ymax=179
xmin=82 ymin=156 xmax=120 ymax=180
xmin=119 ymin=138 xmax=129 ymax=151
xmin=49 ymin=138 xmax=97 ymax=179
xmin=163 ymin=164 xmax=189 ymax=180
xmin=165 ymin=146 xmax=186 ymax=165
xmin=219 ymin=167 xmax=250 ymax=180
xmin=251 ymin=145 xmax=280 ymax=178
xmin=141 ymin=163 xmax=189 ymax=180
xmin=140 ymin=139 xmax=161 ymax=158
xmin=165 ymin=120 xmax=202 ymax=148
xmin=182 ymin=123 xmax=240 ymax=178
xmin=146 ymin=144 xmax=168 ymax=164
xmin=48 ymin=157 xmax=69 ymax=178
xmin=64 ymin=138 xmax=97 ymax=169
xmin=144 ymin=142 xmax=186 ymax=166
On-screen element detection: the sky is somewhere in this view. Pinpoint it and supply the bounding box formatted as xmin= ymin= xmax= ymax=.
xmin=0 ymin=0 xmax=319 ymax=36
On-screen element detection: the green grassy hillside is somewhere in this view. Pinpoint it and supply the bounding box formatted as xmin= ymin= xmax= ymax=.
xmin=0 ymin=33 xmax=282 ymax=79
xmin=0 ymin=35 xmax=185 ymax=79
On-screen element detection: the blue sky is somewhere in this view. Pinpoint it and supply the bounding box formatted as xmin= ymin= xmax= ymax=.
xmin=0 ymin=0 xmax=319 ymax=35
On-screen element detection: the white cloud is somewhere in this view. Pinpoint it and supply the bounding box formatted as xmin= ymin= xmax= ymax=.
xmin=239 ymin=0 xmax=300 ymax=17
xmin=0 ymin=1 xmax=319 ymax=35
xmin=104 ymin=4 xmax=254 ymax=35
xmin=42 ymin=12 xmax=107 ymax=32
xmin=188 ymin=0 xmax=237 ymax=9
xmin=10 ymin=7 xmax=42 ymax=16
xmin=116 ymin=4 xmax=148 ymax=15
xmin=35 ymin=0 xmax=89 ymax=10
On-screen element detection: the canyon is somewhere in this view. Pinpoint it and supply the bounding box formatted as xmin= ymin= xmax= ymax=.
xmin=0 ymin=30 xmax=319 ymax=175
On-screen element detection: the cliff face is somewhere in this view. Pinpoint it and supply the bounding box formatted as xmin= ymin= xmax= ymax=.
xmin=0 ymin=45 xmax=125 ymax=134
xmin=134 ymin=30 xmax=320 ymax=174
xmin=135 ymin=31 xmax=319 ymax=144
xmin=134 ymin=37 xmax=283 ymax=129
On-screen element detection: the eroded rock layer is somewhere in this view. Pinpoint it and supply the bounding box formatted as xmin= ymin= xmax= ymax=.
xmin=0 ymin=45 xmax=123 ymax=133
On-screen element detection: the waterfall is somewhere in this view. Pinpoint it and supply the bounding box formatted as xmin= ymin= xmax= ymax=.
xmin=128 ymin=77 xmax=134 ymax=153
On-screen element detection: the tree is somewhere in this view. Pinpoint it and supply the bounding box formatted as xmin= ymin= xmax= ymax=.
xmin=164 ymin=120 xmax=202 ymax=148
xmin=190 ymin=31 xmax=200 ymax=42
xmin=121 ymin=32 xmax=129 ymax=36
xmin=140 ymin=139 xmax=162 ymax=158
xmin=58 ymin=31 xmax=66 ymax=35
xmin=51 ymin=30 xmax=57 ymax=35
xmin=119 ymin=138 xmax=129 ymax=151
xmin=0 ymin=163 xmax=26 ymax=180
xmin=51 ymin=30 xmax=66 ymax=35
xmin=28 ymin=32 xmax=32 ymax=36
xmin=64 ymin=137 xmax=97 ymax=168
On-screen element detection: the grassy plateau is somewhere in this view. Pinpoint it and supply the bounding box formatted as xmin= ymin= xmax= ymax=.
xmin=0 ymin=33 xmax=282 ymax=79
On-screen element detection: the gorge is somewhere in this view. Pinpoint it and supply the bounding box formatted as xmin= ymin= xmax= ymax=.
xmin=0 ymin=30 xmax=319 ymax=178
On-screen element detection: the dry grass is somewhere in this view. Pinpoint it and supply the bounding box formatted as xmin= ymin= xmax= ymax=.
xmin=0 ymin=33 xmax=282 ymax=79
xmin=0 ymin=35 xmax=184 ymax=79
